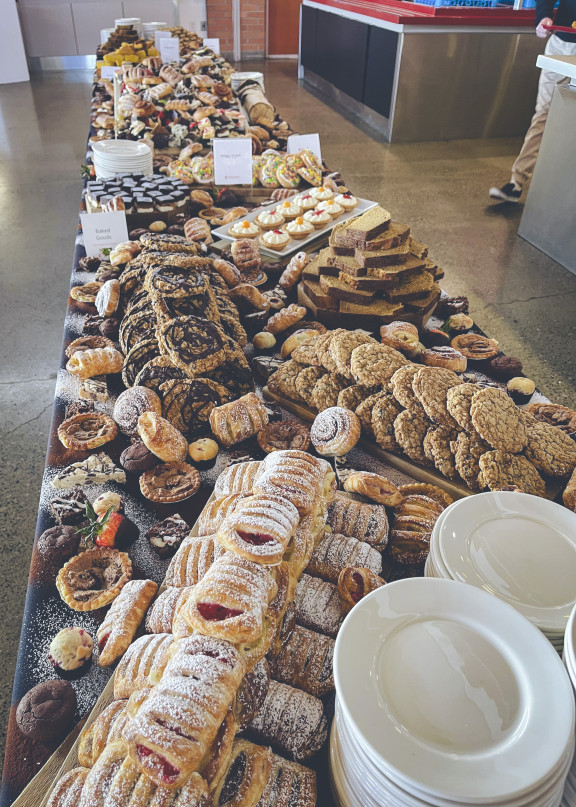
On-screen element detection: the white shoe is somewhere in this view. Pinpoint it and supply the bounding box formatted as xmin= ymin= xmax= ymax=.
xmin=489 ymin=182 xmax=522 ymax=203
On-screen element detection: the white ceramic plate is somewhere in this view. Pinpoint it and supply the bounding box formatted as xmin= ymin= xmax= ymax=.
xmin=334 ymin=577 xmax=574 ymax=803
xmin=438 ymin=492 xmax=576 ymax=633
xmin=92 ymin=140 xmax=153 ymax=158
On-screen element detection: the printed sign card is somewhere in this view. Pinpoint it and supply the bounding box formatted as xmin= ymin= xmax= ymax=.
xmin=213 ymin=138 xmax=253 ymax=186
xmin=80 ymin=211 xmax=129 ymax=257
xmin=287 ymin=133 xmax=322 ymax=162
xmin=203 ymin=38 xmax=221 ymax=54
xmin=100 ymin=66 xmax=121 ymax=79
xmin=154 ymin=30 xmax=171 ymax=49
xmin=159 ymin=36 xmax=180 ymax=63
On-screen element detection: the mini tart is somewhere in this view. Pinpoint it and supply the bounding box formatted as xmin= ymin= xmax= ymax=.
xmin=278 ymin=200 xmax=302 ymax=220
xmin=303 ymin=209 xmax=332 ymax=229
xmin=283 ymin=216 xmax=314 ymax=239
xmin=451 ymin=333 xmax=499 ymax=361
xmin=228 ymin=220 xmax=260 ymax=239
xmin=310 ymin=186 xmax=334 ymax=201
xmin=257 ymin=421 xmax=311 ymax=453
xmin=56 ymin=548 xmax=132 ymax=611
xmin=57 ymin=412 xmax=118 ymax=450
xmin=295 ymin=193 xmax=317 ymax=211
xmin=139 ymin=461 xmax=201 ymax=503
xmin=316 ymin=199 xmax=344 ymax=218
xmin=335 ymin=192 xmax=359 ymax=210
xmin=259 ymin=229 xmax=291 ymax=251
xmin=256 ymin=208 xmax=285 ymax=231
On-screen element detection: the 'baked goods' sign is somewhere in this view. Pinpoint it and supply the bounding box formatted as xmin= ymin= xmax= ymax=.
xmin=80 ymin=211 xmax=128 ymax=256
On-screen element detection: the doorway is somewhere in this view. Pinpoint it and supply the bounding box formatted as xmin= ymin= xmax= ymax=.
xmin=267 ymin=0 xmax=302 ymax=57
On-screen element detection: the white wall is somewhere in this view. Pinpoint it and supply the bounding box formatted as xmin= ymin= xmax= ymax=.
xmin=0 ymin=0 xmax=30 ymax=83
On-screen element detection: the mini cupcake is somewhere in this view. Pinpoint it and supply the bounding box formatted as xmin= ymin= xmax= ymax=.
xmin=310 ymin=186 xmax=334 ymax=201
xmin=256 ymin=208 xmax=286 ymax=231
xmin=317 ymin=199 xmax=344 ymax=219
xmin=507 ymin=377 xmax=535 ymax=404
xmin=304 ymin=209 xmax=332 ymax=229
xmin=335 ymin=192 xmax=359 ymax=211
xmin=260 ymin=229 xmax=291 ymax=251
xmin=229 ymin=220 xmax=261 ymax=239
xmin=279 ymin=200 xmax=302 ymax=220
xmin=284 ymin=216 xmax=315 ymax=240
xmin=49 ymin=627 xmax=93 ymax=675
xmin=295 ymin=193 xmax=317 ymax=212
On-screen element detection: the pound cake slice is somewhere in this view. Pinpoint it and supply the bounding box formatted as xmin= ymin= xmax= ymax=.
xmin=383 ymin=269 xmax=436 ymax=302
xmin=319 ymin=274 xmax=377 ymax=303
xmin=409 ymin=237 xmax=429 ymax=259
xmin=339 ymin=298 xmax=404 ymax=318
xmin=365 ymin=221 xmax=411 ymax=251
xmin=344 ymin=206 xmax=391 ymax=247
xmin=354 ymin=241 xmax=411 ymax=269
xmin=329 ymin=254 xmax=365 ymax=277
xmin=367 ymin=254 xmax=427 ymax=280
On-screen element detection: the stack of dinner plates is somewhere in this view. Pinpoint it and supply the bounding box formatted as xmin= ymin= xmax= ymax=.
xmin=562 ymin=604 xmax=576 ymax=806
xmin=92 ymin=140 xmax=153 ymax=180
xmin=425 ymin=491 xmax=576 ymax=653
xmin=332 ymin=577 xmax=575 ymax=807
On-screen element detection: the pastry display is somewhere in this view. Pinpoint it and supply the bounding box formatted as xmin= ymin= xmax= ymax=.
xmin=48 ymin=627 xmax=94 ymax=672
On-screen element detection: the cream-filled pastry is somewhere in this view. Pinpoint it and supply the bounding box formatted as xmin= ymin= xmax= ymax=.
xmin=260 ymin=229 xmax=291 ymax=251
xmin=228 ymin=219 xmax=260 ymax=239
xmin=317 ymin=199 xmax=344 ymax=218
xmin=335 ymin=192 xmax=359 ymax=210
xmin=294 ymin=193 xmax=317 ymax=211
xmin=303 ymin=209 xmax=332 ymax=228
xmin=284 ymin=216 xmax=314 ymax=239
xmin=310 ymin=186 xmax=334 ymax=201
xmin=279 ymin=200 xmax=302 ymax=220
xmin=256 ymin=208 xmax=285 ymax=230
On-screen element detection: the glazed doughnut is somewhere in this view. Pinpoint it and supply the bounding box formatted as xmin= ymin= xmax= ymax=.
xmin=310 ymin=407 xmax=361 ymax=456
xmin=343 ymin=471 xmax=403 ymax=506
xmin=337 ymin=566 xmax=385 ymax=614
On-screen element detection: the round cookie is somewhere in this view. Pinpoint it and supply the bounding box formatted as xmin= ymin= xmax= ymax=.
xmin=274 ymin=359 xmax=306 ymax=402
xmin=350 ymin=342 xmax=408 ymax=387
xmin=470 ymin=387 xmax=527 ymax=453
xmin=446 ymin=383 xmax=479 ymax=432
xmin=317 ymin=329 xmax=347 ymax=373
xmin=36 ymin=526 xmax=80 ymax=564
xmin=134 ymin=356 xmax=188 ymax=394
xmin=412 ymin=367 xmax=461 ymax=428
xmin=295 ymin=366 xmax=326 ymax=405
xmin=140 ymin=462 xmax=201 ymax=503
xmin=120 ymin=440 xmax=159 ymax=474
xmin=371 ymin=394 xmax=403 ymax=451
xmin=393 ymin=409 xmax=431 ymax=465
xmin=16 ymin=680 xmax=77 ymax=741
xmin=355 ymin=391 xmax=388 ymax=438
xmin=160 ymin=377 xmax=230 ymax=438
xmin=423 ymin=425 xmax=459 ymax=480
xmin=390 ymin=365 xmax=424 ymax=411
xmin=338 ymin=384 xmax=379 ymax=413
xmin=524 ymin=419 xmax=576 ymax=478
xmin=113 ymin=386 xmax=162 ymax=436
xmin=329 ymin=331 xmax=375 ymax=379
xmin=122 ymin=338 xmax=161 ymax=388
xmin=478 ymin=450 xmax=546 ymax=497
xmin=452 ymin=431 xmax=490 ymax=491
xmin=311 ymin=373 xmax=349 ymax=412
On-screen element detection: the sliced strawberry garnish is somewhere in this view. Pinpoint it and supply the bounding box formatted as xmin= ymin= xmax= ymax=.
xmin=197 ymin=602 xmax=243 ymax=621
xmin=237 ymin=530 xmax=274 ymax=546
xmin=137 ymin=745 xmax=180 ymax=784
xmin=351 ymin=572 xmax=365 ymax=603
xmin=95 ymin=512 xmax=123 ymax=547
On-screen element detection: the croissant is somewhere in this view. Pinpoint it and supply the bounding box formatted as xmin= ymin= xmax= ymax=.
xmin=229 ymin=283 xmax=271 ymax=312
xmin=217 ymin=493 xmax=299 ymax=565
xmin=78 ymin=699 xmax=129 ymax=767
xmin=246 ymin=680 xmax=328 ymax=761
xmin=97 ymin=579 xmax=158 ymax=667
xmin=145 ymin=586 xmax=193 ymax=637
xmin=254 ymin=450 xmax=335 ymax=515
xmin=46 ymin=768 xmax=89 ymax=807
xmin=66 ymin=346 xmax=123 ymax=379
xmin=293 ymin=573 xmax=343 ymax=638
xmin=123 ymin=636 xmax=245 ymax=788
xmin=278 ymin=251 xmax=309 ymax=291
xmin=137 ymin=412 xmax=189 ymax=463
xmin=196 ymin=494 xmax=242 ymax=536
xmin=76 ymin=741 xmax=209 ymax=805
xmin=182 ymin=552 xmax=278 ymax=645
xmin=268 ymin=624 xmax=335 ymax=697
xmin=213 ymin=460 xmax=261 ymax=498
xmin=327 ymin=491 xmax=389 ymax=550
xmin=337 ymin=566 xmax=386 ymax=614
xmin=114 ymin=633 xmax=174 ymax=700
xmin=307 ymin=532 xmax=382 ymax=584
xmin=164 ymin=535 xmax=225 ymax=587
xmin=209 ymin=393 xmax=269 ymax=448
xmin=343 ymin=471 xmax=403 ymax=507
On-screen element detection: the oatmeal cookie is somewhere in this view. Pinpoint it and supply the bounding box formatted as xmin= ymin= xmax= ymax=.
xmin=311 ymin=373 xmax=349 ymax=412
xmin=446 ymin=383 xmax=479 ymax=432
xmin=393 ymin=409 xmax=431 ymax=464
xmin=470 ymin=387 xmax=527 ymax=453
xmin=412 ymin=367 xmax=461 ymax=427
xmin=275 ymin=360 xmax=306 ymax=402
xmin=317 ymin=329 xmax=347 ymax=373
xmin=350 ymin=342 xmax=408 ymax=387
xmin=423 ymin=425 xmax=459 ymax=480
xmin=292 ymin=337 xmax=321 ymax=366
xmin=338 ymin=384 xmax=378 ymax=412
xmin=371 ymin=395 xmax=403 ymax=451
xmin=524 ymin=419 xmax=576 ymax=478
xmin=295 ymin=366 xmax=326 ymax=405
xmin=478 ymin=450 xmax=546 ymax=497
xmin=355 ymin=391 xmax=388 ymax=438
xmin=390 ymin=365 xmax=424 ymax=411
xmin=451 ymin=431 xmax=490 ymax=491
xmin=119 ymin=309 xmax=156 ymax=355
xmin=330 ymin=331 xmax=376 ymax=379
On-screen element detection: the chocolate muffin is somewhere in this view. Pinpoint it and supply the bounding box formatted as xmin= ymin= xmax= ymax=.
xmin=120 ymin=440 xmax=159 ymax=473
xmin=488 ymin=355 xmax=523 ymax=381
xmin=16 ymin=680 xmax=76 ymax=741
xmin=37 ymin=526 xmax=80 ymax=564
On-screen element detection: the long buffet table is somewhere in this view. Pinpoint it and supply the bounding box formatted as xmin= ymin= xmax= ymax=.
xmin=299 ymin=0 xmax=544 ymax=141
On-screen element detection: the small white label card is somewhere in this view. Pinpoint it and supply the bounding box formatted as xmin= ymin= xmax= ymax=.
xmin=160 ymin=36 xmax=180 ymax=63
xmin=80 ymin=211 xmax=129 ymax=257
xmin=287 ymin=133 xmax=322 ymax=162
xmin=100 ymin=65 xmax=121 ymax=79
xmin=154 ymin=30 xmax=171 ymax=49
xmin=213 ymin=137 xmax=253 ymax=186
xmin=203 ymin=37 xmax=221 ymax=54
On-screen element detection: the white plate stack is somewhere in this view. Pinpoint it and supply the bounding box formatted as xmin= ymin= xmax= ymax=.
xmin=425 ymin=491 xmax=576 ymax=653
xmin=332 ymin=578 xmax=575 ymax=807
xmin=92 ymin=140 xmax=153 ymax=180
xmin=562 ymin=604 xmax=576 ymax=806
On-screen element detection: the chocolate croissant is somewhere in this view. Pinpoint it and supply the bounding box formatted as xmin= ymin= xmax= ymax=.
xmin=307 ymin=532 xmax=382 ymax=584
xmin=259 ymin=752 xmax=317 ymax=807
xmin=327 ymin=491 xmax=389 ymax=550
xmin=234 ymin=659 xmax=271 ymax=730
xmin=212 ymin=739 xmax=273 ymax=807
xmin=293 ymin=574 xmax=343 ymax=638
xmin=164 ymin=535 xmax=225 ymax=587
xmin=245 ymin=680 xmax=328 ymax=761
xmin=268 ymin=624 xmax=335 ymax=697
xmin=114 ymin=633 xmax=175 ymax=700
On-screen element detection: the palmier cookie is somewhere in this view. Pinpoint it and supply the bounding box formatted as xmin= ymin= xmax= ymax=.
xmin=137 ymin=412 xmax=188 ymax=462
xmin=58 ymin=412 xmax=117 ymax=450
xmin=257 ymin=422 xmax=310 ymax=453
xmin=343 ymin=471 xmax=403 ymax=507
xmin=264 ymin=303 xmax=307 ymax=335
xmin=140 ymin=462 xmax=201 ymax=503
xmin=113 ymin=386 xmax=162 ymax=437
xmin=310 ymin=406 xmax=361 ymax=456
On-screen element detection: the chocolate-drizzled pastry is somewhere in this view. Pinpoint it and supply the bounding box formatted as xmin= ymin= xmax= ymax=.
xmin=134 ymin=356 xmax=187 ymax=394
xmin=120 ymin=440 xmax=159 ymax=474
xmin=122 ymin=338 xmax=161 ymax=388
xmin=208 ymin=362 xmax=254 ymax=399
xmin=49 ymin=488 xmax=88 ymax=525
xmin=145 ymin=265 xmax=209 ymax=299
xmin=160 ymin=377 xmax=230 ymax=437
xmin=438 ymin=296 xmax=470 ymax=316
xmin=158 ymin=315 xmax=227 ymax=375
xmin=146 ymin=514 xmax=189 ymax=558
xmin=83 ymin=314 xmax=105 ymax=335
xmin=99 ymin=317 xmax=120 ymax=340
xmin=37 ymin=526 xmax=80 ymax=564
xmin=119 ymin=310 xmax=156 ymax=355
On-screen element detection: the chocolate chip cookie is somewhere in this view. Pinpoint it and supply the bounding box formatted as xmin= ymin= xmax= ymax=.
xmin=274 ymin=359 xmax=306 ymax=402
xmin=355 ymin=391 xmax=388 ymax=437
xmin=338 ymin=384 xmax=378 ymax=412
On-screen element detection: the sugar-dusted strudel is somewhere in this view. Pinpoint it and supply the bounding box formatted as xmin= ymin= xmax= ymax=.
xmin=164 ymin=534 xmax=225 ymax=587
xmin=114 ymin=633 xmax=174 ymax=700
xmin=267 ymin=624 xmax=335 ymax=697
xmin=217 ymin=494 xmax=299 ymax=566
xmin=97 ymin=579 xmax=158 ymax=667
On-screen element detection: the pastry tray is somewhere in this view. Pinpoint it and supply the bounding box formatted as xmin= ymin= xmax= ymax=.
xmin=211 ymin=197 xmax=378 ymax=258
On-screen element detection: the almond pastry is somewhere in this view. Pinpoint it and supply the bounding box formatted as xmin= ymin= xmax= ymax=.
xmin=114 ymin=634 xmax=174 ymax=700
xmin=97 ymin=579 xmax=158 ymax=667
xmin=217 ymin=493 xmax=299 ymax=566
xmin=66 ymin=346 xmax=123 ymax=378
xmin=343 ymin=471 xmax=403 ymax=506
xmin=137 ymin=412 xmax=188 ymax=462
xmin=56 ymin=547 xmax=132 ymax=611
xmin=57 ymin=411 xmax=117 ymax=450
xmin=209 ymin=392 xmax=269 ymax=448
xmin=337 ymin=566 xmax=385 ymax=614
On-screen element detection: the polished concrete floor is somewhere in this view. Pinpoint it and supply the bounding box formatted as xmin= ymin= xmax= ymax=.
xmin=1 ymin=59 xmax=575 ymax=768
